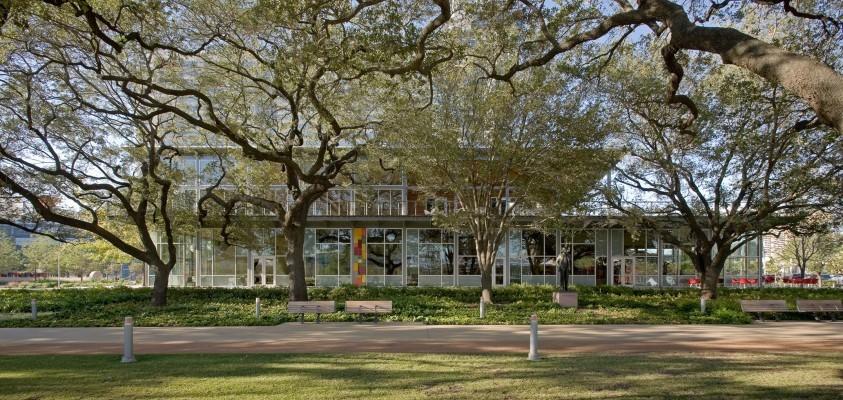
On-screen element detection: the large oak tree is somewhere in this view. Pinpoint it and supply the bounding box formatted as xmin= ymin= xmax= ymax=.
xmin=602 ymin=48 xmax=843 ymax=299
xmin=0 ymin=1 xmax=453 ymax=301
xmin=377 ymin=65 xmax=614 ymax=303
xmin=465 ymin=0 xmax=842 ymax=133
xmin=0 ymin=35 xmax=197 ymax=304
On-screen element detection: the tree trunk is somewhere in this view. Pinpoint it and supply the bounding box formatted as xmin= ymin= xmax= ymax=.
xmin=476 ymin=239 xmax=496 ymax=304
xmin=700 ymin=265 xmax=720 ymax=300
xmin=283 ymin=209 xmax=309 ymax=302
xmin=694 ymin=250 xmax=723 ymax=300
xmin=647 ymin=0 xmax=843 ymax=133
xmin=150 ymin=265 xmax=171 ymax=307
xmin=799 ymin=264 xmax=806 ymax=289
xmin=480 ymin=265 xmax=493 ymax=304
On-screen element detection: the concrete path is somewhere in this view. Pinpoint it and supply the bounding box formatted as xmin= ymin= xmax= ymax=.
xmin=1 ymin=322 xmax=841 ymax=355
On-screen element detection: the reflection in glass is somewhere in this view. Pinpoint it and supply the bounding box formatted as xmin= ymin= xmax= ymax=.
xmin=459 ymin=257 xmax=480 ymax=275
xmin=572 ymin=245 xmax=595 ymax=275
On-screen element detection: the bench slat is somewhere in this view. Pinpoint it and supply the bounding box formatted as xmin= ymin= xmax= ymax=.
xmin=288 ymin=301 xmax=336 ymax=314
xmin=740 ymin=300 xmax=790 ymax=312
xmin=346 ymin=300 xmax=393 ymax=314
xmin=796 ymin=299 xmax=842 ymax=313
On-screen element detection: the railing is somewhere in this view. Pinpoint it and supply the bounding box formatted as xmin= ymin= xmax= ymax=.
xmin=307 ymin=200 xmax=461 ymax=217
xmin=180 ymin=186 xmax=678 ymax=218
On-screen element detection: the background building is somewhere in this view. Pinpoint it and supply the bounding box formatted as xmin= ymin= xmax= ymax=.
xmin=148 ymin=152 xmax=764 ymax=289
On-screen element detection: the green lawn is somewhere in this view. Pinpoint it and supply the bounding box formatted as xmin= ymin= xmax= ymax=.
xmin=0 ymin=353 xmax=841 ymax=399
xmin=0 ymin=285 xmax=841 ymax=327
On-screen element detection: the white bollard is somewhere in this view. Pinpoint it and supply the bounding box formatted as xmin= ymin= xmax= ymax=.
xmin=528 ymin=313 xmax=539 ymax=361
xmin=479 ymin=297 xmax=486 ymax=319
xmin=31 ymin=299 xmax=37 ymax=320
xmin=121 ymin=316 xmax=136 ymax=363
xmin=255 ymin=297 xmax=261 ymax=319
xmin=700 ymin=297 xmax=707 ymax=314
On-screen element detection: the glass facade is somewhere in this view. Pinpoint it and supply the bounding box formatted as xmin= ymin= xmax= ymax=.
xmin=313 ymin=229 xmax=352 ymax=287
xmin=151 ymin=227 xmax=764 ymax=289
xmin=157 ymin=154 xmax=766 ymax=289
xmin=509 ymin=229 xmax=556 ymax=285
xmin=365 ymin=228 xmax=403 ymax=286
xmin=407 ymin=229 xmax=455 ymax=286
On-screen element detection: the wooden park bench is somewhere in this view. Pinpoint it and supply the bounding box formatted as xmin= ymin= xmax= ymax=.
xmin=740 ymin=300 xmax=790 ymax=321
xmin=287 ymin=301 xmax=336 ymax=324
xmin=796 ymin=299 xmax=842 ymax=321
xmin=345 ymin=300 xmax=393 ymax=322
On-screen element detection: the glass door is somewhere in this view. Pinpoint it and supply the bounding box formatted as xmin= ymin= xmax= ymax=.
xmin=250 ymin=256 xmax=275 ymax=286
xmin=612 ymin=257 xmax=634 ymax=286
xmin=494 ymin=259 xmax=504 ymax=286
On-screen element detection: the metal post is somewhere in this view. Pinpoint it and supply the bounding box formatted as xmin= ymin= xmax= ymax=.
xmin=479 ymin=297 xmax=486 ymax=319
xmin=255 ymin=297 xmax=261 ymax=319
xmin=30 ymin=299 xmax=37 ymax=320
xmin=121 ymin=316 xmax=136 ymax=363
xmin=56 ymin=250 xmax=61 ymax=289
xmin=528 ymin=313 xmax=539 ymax=361
xmin=700 ymin=297 xmax=707 ymax=314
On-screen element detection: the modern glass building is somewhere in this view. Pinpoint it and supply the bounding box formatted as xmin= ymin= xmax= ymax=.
xmin=149 ymin=153 xmax=764 ymax=289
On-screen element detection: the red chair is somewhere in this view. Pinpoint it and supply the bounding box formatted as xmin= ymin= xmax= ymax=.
xmin=688 ymin=278 xmax=701 ymax=288
xmin=747 ymin=278 xmax=758 ymax=286
xmin=738 ymin=278 xmax=749 ymax=288
xmin=763 ymin=275 xmax=775 ymax=284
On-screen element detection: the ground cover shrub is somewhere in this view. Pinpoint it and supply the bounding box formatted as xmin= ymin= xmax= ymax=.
xmin=1 ymin=285 xmax=840 ymax=327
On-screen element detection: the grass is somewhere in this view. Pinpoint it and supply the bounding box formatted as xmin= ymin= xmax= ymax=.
xmin=0 ymin=353 xmax=841 ymax=399
xmin=0 ymin=285 xmax=841 ymax=327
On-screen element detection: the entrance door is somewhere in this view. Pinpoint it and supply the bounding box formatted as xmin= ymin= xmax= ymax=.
xmin=250 ymin=256 xmax=275 ymax=286
xmin=596 ymin=258 xmax=608 ymax=285
xmin=612 ymin=257 xmax=634 ymax=286
xmin=494 ymin=259 xmax=505 ymax=286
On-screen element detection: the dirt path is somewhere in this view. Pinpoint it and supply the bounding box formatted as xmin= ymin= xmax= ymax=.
xmin=1 ymin=322 xmax=840 ymax=355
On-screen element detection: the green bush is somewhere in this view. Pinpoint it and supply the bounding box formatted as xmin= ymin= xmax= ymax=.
xmin=0 ymin=285 xmax=840 ymax=327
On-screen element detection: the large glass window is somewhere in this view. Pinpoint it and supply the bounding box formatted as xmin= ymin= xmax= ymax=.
xmin=313 ymin=229 xmax=352 ymax=287
xmin=562 ymin=230 xmax=596 ymax=286
xmin=660 ymin=231 xmax=699 ymax=287
xmin=311 ymin=190 xmax=354 ymax=216
xmin=193 ymin=229 xmax=247 ymax=287
xmin=510 ymin=229 xmax=556 ymax=285
xmin=198 ymin=156 xmax=223 ymax=185
xmin=366 ymin=228 xmax=403 ymax=286
xmin=622 ymin=230 xmax=658 ymax=287
xmin=457 ymin=234 xmax=479 ymax=276
xmin=173 ymin=155 xmax=197 ymax=186
xmin=455 ymin=233 xmax=504 ymax=286
xmin=724 ymin=236 xmax=762 ymax=287
xmin=407 ymin=229 xmax=454 ymax=286
xmin=595 ymin=230 xmax=609 ymax=285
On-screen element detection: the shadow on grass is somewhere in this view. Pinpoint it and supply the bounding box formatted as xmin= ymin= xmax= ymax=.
xmin=0 ymin=353 xmax=841 ymax=399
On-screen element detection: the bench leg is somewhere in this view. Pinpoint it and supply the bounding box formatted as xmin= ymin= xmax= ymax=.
xmin=299 ymin=313 xmax=304 ymax=324
xmin=757 ymin=313 xmax=764 ymax=322
xmin=813 ymin=313 xmax=821 ymax=322
xmin=316 ymin=313 xmax=321 ymax=324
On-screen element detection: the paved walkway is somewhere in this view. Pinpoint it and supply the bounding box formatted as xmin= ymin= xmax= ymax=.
xmin=1 ymin=322 xmax=841 ymax=355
